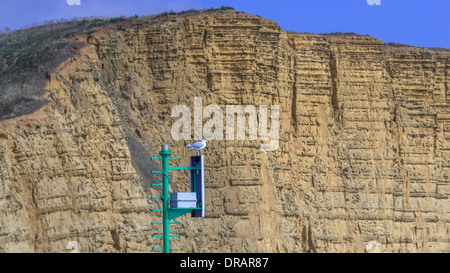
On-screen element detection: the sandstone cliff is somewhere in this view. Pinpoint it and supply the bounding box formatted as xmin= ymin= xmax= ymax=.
xmin=0 ymin=9 xmax=449 ymax=252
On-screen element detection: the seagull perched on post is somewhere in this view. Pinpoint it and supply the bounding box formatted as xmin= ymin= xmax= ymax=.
xmin=187 ymin=139 xmax=207 ymax=156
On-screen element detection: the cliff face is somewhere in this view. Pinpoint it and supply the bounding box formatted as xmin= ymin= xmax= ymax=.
xmin=0 ymin=10 xmax=449 ymax=252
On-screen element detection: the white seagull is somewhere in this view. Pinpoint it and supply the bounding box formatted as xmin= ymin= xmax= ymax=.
xmin=187 ymin=139 xmax=207 ymax=156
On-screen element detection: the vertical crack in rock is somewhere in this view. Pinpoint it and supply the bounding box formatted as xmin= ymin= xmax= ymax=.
xmin=291 ymin=69 xmax=298 ymax=133
xmin=110 ymin=229 xmax=121 ymax=251
xmin=446 ymin=81 xmax=449 ymax=102
xmin=329 ymin=48 xmax=340 ymax=125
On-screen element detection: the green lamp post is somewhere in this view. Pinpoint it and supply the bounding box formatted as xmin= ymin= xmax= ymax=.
xmin=150 ymin=144 xmax=204 ymax=253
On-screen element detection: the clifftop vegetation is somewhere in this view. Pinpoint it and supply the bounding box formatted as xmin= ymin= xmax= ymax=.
xmin=0 ymin=6 xmax=236 ymax=120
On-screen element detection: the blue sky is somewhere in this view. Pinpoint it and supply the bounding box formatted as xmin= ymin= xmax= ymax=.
xmin=0 ymin=0 xmax=448 ymax=48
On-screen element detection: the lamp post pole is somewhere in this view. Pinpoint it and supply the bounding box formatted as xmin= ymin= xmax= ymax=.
xmin=159 ymin=144 xmax=171 ymax=253
xmin=151 ymin=143 xmax=204 ymax=253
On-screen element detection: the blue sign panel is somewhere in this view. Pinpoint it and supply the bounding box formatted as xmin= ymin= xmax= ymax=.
xmin=190 ymin=155 xmax=205 ymax=217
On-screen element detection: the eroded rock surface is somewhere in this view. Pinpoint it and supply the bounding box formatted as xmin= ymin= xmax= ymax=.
xmin=0 ymin=10 xmax=449 ymax=252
